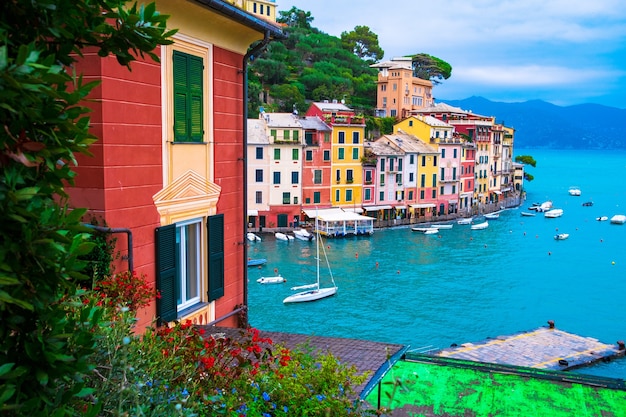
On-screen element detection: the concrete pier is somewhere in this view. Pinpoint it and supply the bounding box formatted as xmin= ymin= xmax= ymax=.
xmin=435 ymin=322 xmax=625 ymax=371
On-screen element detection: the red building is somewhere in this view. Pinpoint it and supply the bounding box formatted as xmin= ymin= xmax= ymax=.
xmin=67 ymin=0 xmax=283 ymax=331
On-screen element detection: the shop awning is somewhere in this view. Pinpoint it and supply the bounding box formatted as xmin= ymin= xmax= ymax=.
xmin=247 ymin=209 xmax=259 ymax=216
xmin=344 ymin=207 xmax=364 ymax=213
xmin=394 ymin=205 xmax=407 ymax=210
xmin=493 ymin=190 xmax=502 ymax=195
xmin=363 ymin=205 xmax=393 ymax=211
xmin=410 ymin=203 xmax=436 ymax=209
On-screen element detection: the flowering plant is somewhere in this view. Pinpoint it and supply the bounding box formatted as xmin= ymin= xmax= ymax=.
xmin=94 ymin=270 xmax=159 ymax=312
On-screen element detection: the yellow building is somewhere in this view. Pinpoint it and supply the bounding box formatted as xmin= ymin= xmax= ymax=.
xmin=305 ymin=101 xmax=365 ymax=208
xmin=370 ymin=57 xmax=433 ymax=119
xmin=225 ymin=0 xmax=277 ymax=22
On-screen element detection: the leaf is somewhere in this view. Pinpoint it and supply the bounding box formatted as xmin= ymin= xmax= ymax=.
xmin=13 ymin=187 xmax=40 ymax=201
xmin=0 ymin=363 xmax=15 ymax=378
xmin=0 ymin=290 xmax=34 ymax=310
xmin=0 ymin=385 xmax=16 ymax=404
xmin=36 ymin=369 xmax=49 ymax=386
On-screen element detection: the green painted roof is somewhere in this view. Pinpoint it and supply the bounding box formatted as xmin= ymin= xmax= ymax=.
xmin=365 ymin=355 xmax=626 ymax=416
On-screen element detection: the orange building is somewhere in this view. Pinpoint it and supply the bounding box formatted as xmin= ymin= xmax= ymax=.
xmin=67 ymin=0 xmax=283 ymax=331
xmin=370 ymin=57 xmax=433 ymax=119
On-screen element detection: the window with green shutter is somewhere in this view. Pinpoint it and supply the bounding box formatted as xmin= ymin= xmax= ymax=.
xmin=155 ymin=224 xmax=178 ymax=324
xmin=207 ymin=214 xmax=224 ymax=301
xmin=173 ymin=51 xmax=203 ymax=143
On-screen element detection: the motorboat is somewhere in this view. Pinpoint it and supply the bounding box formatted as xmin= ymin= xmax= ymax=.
xmin=568 ymin=186 xmax=581 ymax=196
xmin=275 ymin=232 xmax=294 ymax=241
xmin=554 ymin=233 xmax=569 ymax=240
xmin=529 ymin=201 xmax=553 ymax=212
xmin=293 ymin=228 xmax=314 ymax=241
xmin=484 ymin=212 xmax=500 ymax=220
xmin=423 ymin=229 xmax=439 ymax=235
xmin=411 ymin=227 xmax=433 ymax=233
xmin=610 ymin=214 xmax=626 ymax=224
xmin=430 ymin=224 xmax=453 ymax=229
xmin=521 ymin=212 xmax=536 ymax=217
xmin=257 ymin=275 xmax=286 ymax=284
xmin=246 ymin=232 xmax=261 ymax=242
xmin=544 ymin=208 xmax=563 ymax=218
xmin=457 ymin=218 xmax=473 ymax=225
xmin=596 ymin=216 xmax=609 ymax=221
xmin=247 ymin=258 xmax=267 ymax=267
xmin=582 ymin=201 xmax=593 ymax=207
xmin=470 ymin=221 xmax=489 ymax=230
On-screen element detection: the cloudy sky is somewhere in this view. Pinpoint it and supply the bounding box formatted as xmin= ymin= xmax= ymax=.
xmin=279 ymin=1 xmax=626 ymax=108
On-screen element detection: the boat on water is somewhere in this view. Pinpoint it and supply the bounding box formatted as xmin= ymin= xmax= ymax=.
xmin=521 ymin=212 xmax=536 ymax=217
xmin=596 ymin=216 xmax=609 ymax=221
xmin=275 ymin=232 xmax=294 ymax=241
xmin=554 ymin=233 xmax=569 ymax=240
xmin=582 ymin=201 xmax=593 ymax=207
xmin=247 ymin=258 xmax=267 ymax=267
xmin=484 ymin=212 xmax=500 ymax=220
xmin=247 ymin=232 xmax=261 ymax=242
xmin=283 ymin=219 xmax=337 ymax=304
xmin=293 ymin=228 xmax=314 ymax=241
xmin=568 ymin=186 xmax=582 ymax=196
xmin=470 ymin=221 xmax=489 ymax=230
xmin=411 ymin=227 xmax=433 ymax=233
xmin=457 ymin=218 xmax=473 ymax=225
xmin=544 ymin=208 xmax=564 ymax=218
xmin=610 ymin=214 xmax=626 ymax=224
xmin=257 ymin=275 xmax=286 ymax=284
xmin=423 ymin=228 xmax=439 ymax=235
xmin=529 ymin=201 xmax=553 ymax=212
xmin=430 ymin=224 xmax=453 ymax=229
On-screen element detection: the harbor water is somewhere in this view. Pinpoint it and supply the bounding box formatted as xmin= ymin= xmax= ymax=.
xmin=246 ymin=149 xmax=626 ymax=379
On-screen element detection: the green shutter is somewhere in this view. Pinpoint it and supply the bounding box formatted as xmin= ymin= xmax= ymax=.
xmin=155 ymin=224 xmax=178 ymax=324
xmin=173 ymin=51 xmax=203 ymax=143
xmin=207 ymin=214 xmax=224 ymax=301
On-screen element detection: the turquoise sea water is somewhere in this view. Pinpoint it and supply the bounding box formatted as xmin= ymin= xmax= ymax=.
xmin=246 ymin=149 xmax=626 ymax=379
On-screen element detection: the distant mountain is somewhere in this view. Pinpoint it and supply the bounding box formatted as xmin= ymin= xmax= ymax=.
xmin=441 ymin=96 xmax=626 ymax=150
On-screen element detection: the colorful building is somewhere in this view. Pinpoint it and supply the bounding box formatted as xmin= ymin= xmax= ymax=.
xmin=300 ymin=116 xmax=333 ymax=210
xmin=305 ymin=101 xmax=365 ymax=209
xmin=67 ymin=0 xmax=283 ymax=330
xmin=225 ymin=0 xmax=277 ymax=22
xmin=370 ymin=57 xmax=433 ymax=119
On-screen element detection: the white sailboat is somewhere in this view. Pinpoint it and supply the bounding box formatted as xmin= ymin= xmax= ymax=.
xmin=283 ymin=217 xmax=337 ymax=303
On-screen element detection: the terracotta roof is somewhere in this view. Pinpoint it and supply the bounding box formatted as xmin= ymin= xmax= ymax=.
xmin=201 ymin=326 xmax=407 ymax=396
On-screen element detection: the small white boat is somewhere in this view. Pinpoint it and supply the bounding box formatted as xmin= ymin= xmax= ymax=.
xmin=257 ymin=275 xmax=286 ymax=284
xmin=484 ymin=212 xmax=500 ymax=220
xmin=530 ymin=201 xmax=553 ymax=212
xmin=247 ymin=232 xmax=261 ymax=242
xmin=430 ymin=224 xmax=453 ymax=229
xmin=568 ymin=186 xmax=581 ymax=196
xmin=275 ymin=232 xmax=294 ymax=241
xmin=596 ymin=216 xmax=609 ymax=221
xmin=293 ymin=228 xmax=314 ymax=241
xmin=423 ymin=228 xmax=439 ymax=235
xmin=554 ymin=233 xmax=569 ymax=240
xmin=544 ymin=208 xmax=564 ymax=218
xmin=470 ymin=221 xmax=489 ymax=230
xmin=457 ymin=218 xmax=473 ymax=225
xmin=610 ymin=214 xmax=626 ymax=224
xmin=411 ymin=227 xmax=433 ymax=233
xmin=521 ymin=212 xmax=536 ymax=217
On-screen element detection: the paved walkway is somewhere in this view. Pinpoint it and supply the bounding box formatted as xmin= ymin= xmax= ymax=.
xmin=435 ymin=324 xmax=625 ymax=370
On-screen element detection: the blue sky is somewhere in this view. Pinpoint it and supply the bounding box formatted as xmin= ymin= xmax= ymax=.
xmin=280 ymin=1 xmax=626 ymax=109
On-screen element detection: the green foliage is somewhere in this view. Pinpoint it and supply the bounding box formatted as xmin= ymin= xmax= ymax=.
xmin=524 ymin=173 xmax=535 ymax=182
xmin=515 ymin=155 xmax=537 ymax=167
xmin=340 ymin=25 xmax=384 ymax=63
xmin=249 ymin=8 xmax=378 ymax=114
xmin=409 ymin=53 xmax=452 ymax=84
xmin=0 ymin=1 xmax=174 ymax=415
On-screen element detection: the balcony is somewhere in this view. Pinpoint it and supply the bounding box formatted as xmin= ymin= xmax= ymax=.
xmin=440 ymin=177 xmax=459 ymax=183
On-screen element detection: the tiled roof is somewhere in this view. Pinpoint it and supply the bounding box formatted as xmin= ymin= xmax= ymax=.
xmin=298 ymin=116 xmax=331 ymax=131
xmin=201 ymin=326 xmax=407 ymax=396
xmin=247 ymin=119 xmax=269 ymax=144
xmin=383 ymin=132 xmax=438 ymax=154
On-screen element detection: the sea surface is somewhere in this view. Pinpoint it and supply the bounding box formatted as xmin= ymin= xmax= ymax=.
xmin=246 ymin=149 xmax=626 ymax=379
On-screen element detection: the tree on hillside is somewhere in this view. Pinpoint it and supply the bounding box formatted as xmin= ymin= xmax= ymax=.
xmin=278 ymin=7 xmax=313 ymax=29
xmin=410 ymin=53 xmax=452 ymax=84
xmin=340 ymin=25 xmax=384 ymax=63
xmin=0 ymin=1 xmax=174 ymax=414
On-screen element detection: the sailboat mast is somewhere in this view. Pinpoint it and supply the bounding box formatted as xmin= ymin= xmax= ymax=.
xmin=315 ymin=215 xmax=320 ymax=286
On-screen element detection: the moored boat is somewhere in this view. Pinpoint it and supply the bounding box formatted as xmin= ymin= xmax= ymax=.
xmin=554 ymin=233 xmax=569 ymax=240
xmin=457 ymin=217 xmax=473 ymax=225
xmin=544 ymin=208 xmax=563 ymax=218
xmin=582 ymin=201 xmax=593 ymax=207
xmin=411 ymin=227 xmax=434 ymax=233
xmin=275 ymin=232 xmax=294 ymax=241
xmin=247 ymin=258 xmax=267 ymax=267
xmin=521 ymin=212 xmax=536 ymax=217
xmin=596 ymin=216 xmax=608 ymax=221
xmin=484 ymin=212 xmax=500 ymax=220
xmin=247 ymin=232 xmax=261 ymax=242
xmin=610 ymin=214 xmax=626 ymax=224
xmin=470 ymin=221 xmax=489 ymax=230
xmin=430 ymin=223 xmax=453 ymax=229
xmin=568 ymin=186 xmax=581 ymax=196
xmin=257 ymin=275 xmax=286 ymax=284
xmin=293 ymin=228 xmax=314 ymax=241
xmin=423 ymin=228 xmax=439 ymax=235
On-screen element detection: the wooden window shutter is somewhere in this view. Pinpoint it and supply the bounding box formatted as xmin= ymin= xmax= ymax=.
xmin=173 ymin=51 xmax=203 ymax=142
xmin=207 ymin=214 xmax=224 ymax=301
xmin=155 ymin=224 xmax=178 ymax=324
